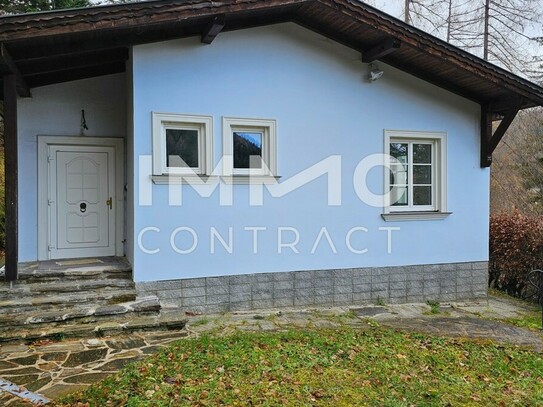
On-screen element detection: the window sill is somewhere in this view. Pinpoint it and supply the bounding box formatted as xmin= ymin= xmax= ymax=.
xmin=221 ymin=175 xmax=281 ymax=185
xmin=151 ymin=175 xmax=217 ymax=185
xmin=381 ymin=211 xmax=452 ymax=222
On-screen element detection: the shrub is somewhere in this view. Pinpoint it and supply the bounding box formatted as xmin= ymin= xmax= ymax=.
xmin=489 ymin=212 xmax=543 ymax=300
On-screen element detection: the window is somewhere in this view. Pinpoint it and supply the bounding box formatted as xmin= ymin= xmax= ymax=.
xmin=152 ymin=113 xmax=213 ymax=176
xmin=383 ymin=130 xmax=449 ymax=221
xmin=222 ymin=117 xmax=277 ymax=179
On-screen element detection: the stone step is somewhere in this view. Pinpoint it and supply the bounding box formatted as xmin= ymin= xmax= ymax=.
xmin=0 ymin=296 xmax=161 ymax=330
xmin=0 ymin=257 xmax=169 ymax=344
xmin=17 ymin=257 xmax=132 ymax=275
xmin=16 ymin=264 xmax=133 ymax=283
xmin=0 ymin=307 xmax=186 ymax=343
xmin=0 ymin=277 xmax=135 ymax=295
xmin=0 ymin=289 xmax=138 ymax=313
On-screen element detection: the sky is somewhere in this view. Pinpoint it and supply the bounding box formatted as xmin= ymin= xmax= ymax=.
xmin=373 ymin=0 xmax=403 ymax=18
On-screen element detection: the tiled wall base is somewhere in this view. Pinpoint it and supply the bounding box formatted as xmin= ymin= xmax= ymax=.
xmin=136 ymin=262 xmax=488 ymax=314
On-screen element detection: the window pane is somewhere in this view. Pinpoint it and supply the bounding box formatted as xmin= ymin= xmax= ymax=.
xmin=390 ymin=186 xmax=408 ymax=206
xmin=166 ymin=129 xmax=199 ymax=168
xmin=413 ymin=186 xmax=432 ymax=205
xmin=413 ymin=165 xmax=432 ymax=184
xmin=390 ymin=164 xmax=408 ymax=185
xmin=390 ymin=143 xmax=408 ymax=163
xmin=234 ymin=132 xmax=263 ymax=169
xmin=413 ymin=144 xmax=432 ymax=164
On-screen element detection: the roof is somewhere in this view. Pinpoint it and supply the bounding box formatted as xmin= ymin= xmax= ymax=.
xmin=1 ymin=0 xmax=542 ymax=113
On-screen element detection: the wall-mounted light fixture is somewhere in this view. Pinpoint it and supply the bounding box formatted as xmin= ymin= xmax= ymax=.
xmin=80 ymin=109 xmax=89 ymax=136
xmin=368 ymin=63 xmax=384 ymax=82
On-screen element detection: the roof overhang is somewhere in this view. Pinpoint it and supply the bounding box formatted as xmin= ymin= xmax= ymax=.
xmin=0 ymin=0 xmax=542 ymax=115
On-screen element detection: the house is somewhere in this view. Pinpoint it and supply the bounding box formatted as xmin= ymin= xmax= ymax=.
xmin=1 ymin=0 xmax=543 ymax=313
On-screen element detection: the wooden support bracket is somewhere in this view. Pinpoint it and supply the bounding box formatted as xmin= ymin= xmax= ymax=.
xmin=480 ymin=102 xmax=521 ymax=167
xmin=201 ymin=15 xmax=226 ymax=45
xmin=0 ymin=44 xmax=30 ymax=98
xmin=362 ymin=38 xmax=401 ymax=63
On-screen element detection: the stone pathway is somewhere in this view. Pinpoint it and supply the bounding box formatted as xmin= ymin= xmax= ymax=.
xmin=0 ymin=330 xmax=189 ymax=405
xmin=184 ymin=297 xmax=543 ymax=351
xmin=0 ymin=294 xmax=542 ymax=405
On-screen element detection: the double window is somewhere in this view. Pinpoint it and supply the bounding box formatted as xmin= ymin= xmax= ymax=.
xmin=384 ymin=130 xmax=448 ymax=219
xmin=152 ymin=113 xmax=277 ymax=182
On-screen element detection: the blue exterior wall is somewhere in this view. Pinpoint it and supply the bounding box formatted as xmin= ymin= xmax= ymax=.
xmin=130 ymin=23 xmax=489 ymax=282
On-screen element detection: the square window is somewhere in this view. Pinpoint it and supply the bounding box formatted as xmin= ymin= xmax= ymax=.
xmin=223 ymin=117 xmax=277 ymax=177
xmin=233 ymin=131 xmax=263 ymax=169
xmin=165 ymin=128 xmax=199 ymax=168
xmin=384 ymin=131 xmax=447 ymax=214
xmin=152 ymin=113 xmax=213 ymax=176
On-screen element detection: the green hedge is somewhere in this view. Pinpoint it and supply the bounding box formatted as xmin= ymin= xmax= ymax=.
xmin=489 ymin=212 xmax=543 ymax=300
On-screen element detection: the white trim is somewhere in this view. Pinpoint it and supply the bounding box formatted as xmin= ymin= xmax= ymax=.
xmin=152 ymin=112 xmax=214 ymax=176
xmin=222 ymin=117 xmax=277 ymax=177
xmin=381 ymin=212 xmax=452 ymax=222
xmin=220 ymin=175 xmax=282 ymax=184
xmin=383 ymin=130 xmax=448 ymax=216
xmin=151 ymin=175 xmax=218 ymax=185
xmin=37 ymin=136 xmax=125 ymax=261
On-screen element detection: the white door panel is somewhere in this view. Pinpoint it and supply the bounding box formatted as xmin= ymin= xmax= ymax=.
xmin=49 ymin=146 xmax=116 ymax=259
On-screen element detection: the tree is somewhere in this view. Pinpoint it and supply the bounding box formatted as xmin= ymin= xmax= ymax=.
xmin=0 ymin=0 xmax=91 ymax=15
xmin=403 ymin=0 xmax=542 ymax=77
xmin=398 ymin=1 xmax=543 ymax=216
xmin=491 ymin=108 xmax=543 ymax=215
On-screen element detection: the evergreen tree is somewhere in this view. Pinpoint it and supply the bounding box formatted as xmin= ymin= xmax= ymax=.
xmin=0 ymin=0 xmax=91 ymax=15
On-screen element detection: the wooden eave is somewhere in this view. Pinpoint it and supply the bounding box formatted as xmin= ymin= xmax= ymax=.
xmin=0 ymin=0 xmax=541 ymax=115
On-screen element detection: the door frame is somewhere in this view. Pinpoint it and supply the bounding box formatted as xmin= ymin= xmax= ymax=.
xmin=37 ymin=136 xmax=125 ymax=260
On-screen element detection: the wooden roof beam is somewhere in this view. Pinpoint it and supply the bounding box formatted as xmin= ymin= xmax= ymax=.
xmin=0 ymin=44 xmax=30 ymax=98
xmin=362 ymin=38 xmax=401 ymax=63
xmin=480 ymin=102 xmax=521 ymax=167
xmin=201 ymin=15 xmax=226 ymax=44
xmin=17 ymin=47 xmax=129 ymax=76
xmin=26 ymin=61 xmax=126 ymax=88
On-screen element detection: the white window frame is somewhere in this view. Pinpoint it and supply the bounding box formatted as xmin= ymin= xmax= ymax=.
xmin=152 ymin=112 xmax=213 ymax=176
xmin=383 ymin=130 xmax=450 ymax=221
xmin=222 ymin=117 xmax=277 ymax=179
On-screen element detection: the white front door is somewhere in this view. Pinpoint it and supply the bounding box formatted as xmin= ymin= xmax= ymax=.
xmin=49 ymin=146 xmax=116 ymax=259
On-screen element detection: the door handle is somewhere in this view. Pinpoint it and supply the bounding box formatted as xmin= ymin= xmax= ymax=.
xmin=106 ymin=197 xmax=113 ymax=210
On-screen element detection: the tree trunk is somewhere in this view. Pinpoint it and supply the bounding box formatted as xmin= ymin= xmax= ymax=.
xmin=483 ymin=0 xmax=490 ymax=60
xmin=446 ymin=0 xmax=452 ymax=42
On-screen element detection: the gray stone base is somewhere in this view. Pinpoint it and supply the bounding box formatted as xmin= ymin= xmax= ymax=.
xmin=136 ymin=262 xmax=488 ymax=314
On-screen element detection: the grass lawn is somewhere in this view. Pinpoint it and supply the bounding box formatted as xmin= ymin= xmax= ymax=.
xmin=57 ymin=326 xmax=543 ymax=406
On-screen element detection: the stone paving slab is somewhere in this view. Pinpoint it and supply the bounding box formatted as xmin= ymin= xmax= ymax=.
xmin=0 ymin=295 xmax=542 ymax=405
